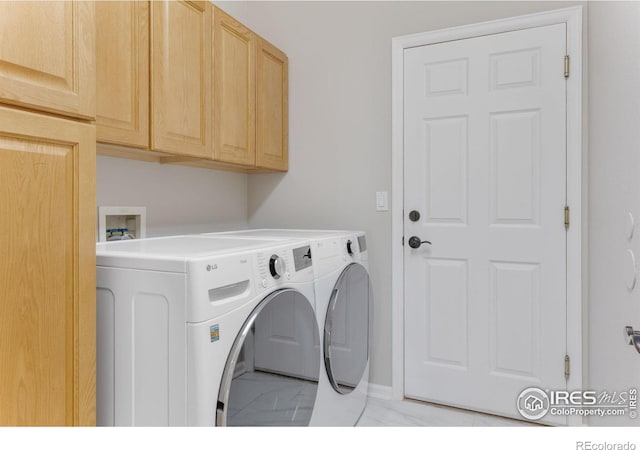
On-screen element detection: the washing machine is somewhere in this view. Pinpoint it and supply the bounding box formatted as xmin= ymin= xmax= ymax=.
xmin=96 ymin=234 xmax=321 ymax=426
xmin=201 ymin=229 xmax=373 ymax=426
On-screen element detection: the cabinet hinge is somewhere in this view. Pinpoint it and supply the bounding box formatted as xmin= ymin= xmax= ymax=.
xmin=564 ymin=55 xmax=570 ymax=78
xmin=564 ymin=354 xmax=570 ymax=380
xmin=564 ymin=206 xmax=570 ymax=230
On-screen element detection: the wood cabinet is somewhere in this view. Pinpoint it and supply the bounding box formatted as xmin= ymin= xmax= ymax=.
xmin=256 ymin=37 xmax=289 ymax=171
xmin=0 ymin=1 xmax=95 ymax=120
xmin=0 ymin=106 xmax=96 ymax=426
xmin=151 ymin=0 xmax=212 ymax=158
xmin=213 ymin=7 xmax=256 ymax=166
xmin=96 ymin=1 xmax=149 ymax=148
xmin=95 ymin=1 xmax=288 ymax=172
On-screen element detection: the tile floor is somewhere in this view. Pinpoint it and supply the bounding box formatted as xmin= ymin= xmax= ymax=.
xmin=226 ymin=371 xmax=317 ymax=426
xmin=357 ymin=397 xmax=538 ymax=427
xmin=228 ymin=370 xmax=537 ymax=426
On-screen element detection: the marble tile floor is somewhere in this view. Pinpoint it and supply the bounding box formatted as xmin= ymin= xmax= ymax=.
xmin=226 ymin=370 xmax=537 ymax=427
xmin=226 ymin=371 xmax=317 ymax=426
xmin=357 ymin=397 xmax=539 ymax=427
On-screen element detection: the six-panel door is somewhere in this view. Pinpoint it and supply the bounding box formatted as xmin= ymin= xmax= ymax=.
xmin=403 ymin=23 xmax=568 ymax=424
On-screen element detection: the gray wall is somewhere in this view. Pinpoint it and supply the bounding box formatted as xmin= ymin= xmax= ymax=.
xmin=588 ymin=1 xmax=640 ymax=426
xmin=221 ymin=1 xmax=583 ymax=389
xmin=96 ymin=155 xmax=248 ymax=237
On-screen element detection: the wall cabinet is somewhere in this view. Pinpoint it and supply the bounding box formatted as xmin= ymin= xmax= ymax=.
xmin=0 ymin=1 xmax=95 ymax=120
xmin=151 ymin=0 xmax=213 ymax=158
xmin=96 ymin=1 xmax=149 ymax=148
xmin=95 ymin=1 xmax=288 ymax=173
xmin=213 ymin=7 xmax=256 ymax=167
xmin=256 ymin=37 xmax=289 ymax=171
xmin=0 ymin=106 xmax=96 ymax=426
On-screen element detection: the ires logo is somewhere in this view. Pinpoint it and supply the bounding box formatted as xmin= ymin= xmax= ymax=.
xmin=517 ymin=387 xmax=637 ymax=421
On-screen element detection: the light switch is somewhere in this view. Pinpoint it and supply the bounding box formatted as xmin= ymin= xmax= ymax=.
xmin=376 ymin=191 xmax=388 ymax=212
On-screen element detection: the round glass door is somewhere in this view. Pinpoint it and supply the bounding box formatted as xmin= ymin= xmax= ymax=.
xmin=324 ymin=263 xmax=373 ymax=394
xmin=217 ymin=289 xmax=320 ymax=426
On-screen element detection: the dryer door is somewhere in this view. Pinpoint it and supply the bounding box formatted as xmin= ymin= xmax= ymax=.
xmin=216 ymin=289 xmax=320 ymax=426
xmin=324 ymin=263 xmax=373 ymax=394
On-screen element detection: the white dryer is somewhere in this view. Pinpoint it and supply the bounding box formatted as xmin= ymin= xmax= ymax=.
xmin=96 ymin=235 xmax=321 ymax=426
xmin=201 ymin=229 xmax=373 ymax=426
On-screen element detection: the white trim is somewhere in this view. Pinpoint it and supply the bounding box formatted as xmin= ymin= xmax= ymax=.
xmin=367 ymin=383 xmax=394 ymax=401
xmin=391 ymin=6 xmax=584 ymax=424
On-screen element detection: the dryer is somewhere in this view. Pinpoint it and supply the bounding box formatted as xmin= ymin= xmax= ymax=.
xmin=201 ymin=229 xmax=373 ymax=426
xmin=96 ymin=235 xmax=320 ymax=426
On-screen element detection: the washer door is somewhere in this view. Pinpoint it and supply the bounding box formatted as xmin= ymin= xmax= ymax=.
xmin=324 ymin=263 xmax=373 ymax=394
xmin=216 ymin=289 xmax=320 ymax=426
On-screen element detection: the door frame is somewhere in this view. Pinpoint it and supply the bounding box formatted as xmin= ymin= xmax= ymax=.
xmin=391 ymin=6 xmax=583 ymax=424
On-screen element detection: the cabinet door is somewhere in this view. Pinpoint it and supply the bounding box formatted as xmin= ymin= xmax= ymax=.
xmin=151 ymin=1 xmax=212 ymax=158
xmin=256 ymin=38 xmax=288 ymax=171
xmin=0 ymin=106 xmax=95 ymax=426
xmin=96 ymin=1 xmax=150 ymax=148
xmin=0 ymin=1 xmax=95 ymax=119
xmin=213 ymin=7 xmax=256 ymax=166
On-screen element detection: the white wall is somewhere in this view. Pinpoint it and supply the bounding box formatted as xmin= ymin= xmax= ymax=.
xmin=588 ymin=1 xmax=640 ymax=426
xmin=96 ymin=155 xmax=248 ymax=237
xmin=224 ymin=1 xmax=584 ymax=389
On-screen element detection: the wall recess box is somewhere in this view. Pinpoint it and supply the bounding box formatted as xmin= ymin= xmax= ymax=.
xmin=98 ymin=206 xmax=147 ymax=242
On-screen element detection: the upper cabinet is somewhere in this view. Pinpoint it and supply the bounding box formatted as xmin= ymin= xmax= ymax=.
xmin=256 ymin=37 xmax=289 ymax=172
xmin=95 ymin=1 xmax=288 ymax=172
xmin=96 ymin=1 xmax=149 ymax=148
xmin=213 ymin=7 xmax=256 ymax=167
xmin=0 ymin=1 xmax=95 ymax=120
xmin=151 ymin=1 xmax=213 ymax=158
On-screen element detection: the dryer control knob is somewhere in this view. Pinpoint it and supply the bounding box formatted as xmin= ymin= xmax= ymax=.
xmin=269 ymin=255 xmax=285 ymax=279
xmin=346 ymin=240 xmax=356 ymax=255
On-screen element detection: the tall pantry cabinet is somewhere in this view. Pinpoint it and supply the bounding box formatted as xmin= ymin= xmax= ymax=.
xmin=0 ymin=1 xmax=96 ymax=425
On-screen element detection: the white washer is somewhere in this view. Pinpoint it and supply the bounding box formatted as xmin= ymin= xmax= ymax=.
xmin=201 ymin=229 xmax=373 ymax=426
xmin=96 ymin=235 xmax=320 ymax=426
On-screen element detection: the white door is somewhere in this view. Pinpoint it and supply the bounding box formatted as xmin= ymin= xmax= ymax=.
xmin=403 ymin=23 xmax=567 ymax=424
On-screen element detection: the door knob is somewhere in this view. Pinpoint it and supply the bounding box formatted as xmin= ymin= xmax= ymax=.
xmin=408 ymin=236 xmax=431 ymax=249
xmin=624 ymin=326 xmax=640 ymax=354
xmin=409 ymin=210 xmax=421 ymax=222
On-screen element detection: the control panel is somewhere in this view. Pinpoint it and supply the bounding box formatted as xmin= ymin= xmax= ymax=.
xmin=292 ymin=245 xmax=312 ymax=271
xmin=256 ymin=245 xmax=314 ymax=291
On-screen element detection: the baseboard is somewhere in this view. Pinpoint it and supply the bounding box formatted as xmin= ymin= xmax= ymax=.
xmin=367 ymin=383 xmax=394 ymax=400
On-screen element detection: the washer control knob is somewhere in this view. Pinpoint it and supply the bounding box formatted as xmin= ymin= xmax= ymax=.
xmin=346 ymin=240 xmax=355 ymax=255
xmin=269 ymin=254 xmax=285 ymax=279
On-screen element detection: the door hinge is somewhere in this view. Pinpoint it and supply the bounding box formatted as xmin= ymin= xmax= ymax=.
xmin=564 ymin=354 xmax=570 ymax=380
xmin=564 ymin=206 xmax=570 ymax=230
xmin=564 ymin=55 xmax=570 ymax=78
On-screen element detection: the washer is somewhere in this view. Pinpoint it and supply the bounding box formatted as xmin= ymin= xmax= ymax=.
xmin=201 ymin=229 xmax=373 ymax=426
xmin=96 ymin=235 xmax=320 ymax=426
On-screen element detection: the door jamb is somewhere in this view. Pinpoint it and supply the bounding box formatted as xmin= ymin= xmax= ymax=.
xmin=391 ymin=6 xmax=583 ymax=425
